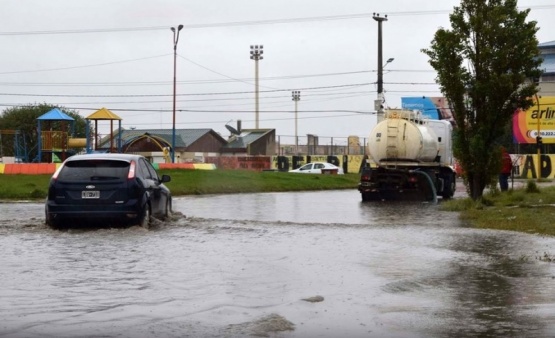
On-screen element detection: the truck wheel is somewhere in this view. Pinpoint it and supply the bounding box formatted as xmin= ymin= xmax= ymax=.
xmin=361 ymin=193 xmax=370 ymax=201
xmin=442 ymin=175 xmax=456 ymax=199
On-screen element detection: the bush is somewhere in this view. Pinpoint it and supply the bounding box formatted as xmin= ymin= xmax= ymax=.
xmin=29 ymin=189 xmax=46 ymax=199
xmin=525 ymin=180 xmax=540 ymax=193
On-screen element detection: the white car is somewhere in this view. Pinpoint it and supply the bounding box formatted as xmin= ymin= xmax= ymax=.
xmin=289 ymin=162 xmax=344 ymax=174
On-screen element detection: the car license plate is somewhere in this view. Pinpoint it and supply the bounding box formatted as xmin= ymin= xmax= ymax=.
xmin=82 ymin=191 xmax=100 ymax=199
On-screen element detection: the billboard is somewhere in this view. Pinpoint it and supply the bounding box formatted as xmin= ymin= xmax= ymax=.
xmin=513 ymin=96 xmax=555 ymax=144
xmin=401 ymin=97 xmax=455 ymax=125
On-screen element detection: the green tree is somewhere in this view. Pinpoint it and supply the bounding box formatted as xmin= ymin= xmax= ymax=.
xmin=422 ymin=0 xmax=542 ymax=200
xmin=0 ymin=103 xmax=89 ymax=162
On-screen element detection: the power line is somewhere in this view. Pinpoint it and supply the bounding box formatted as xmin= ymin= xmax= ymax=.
xmin=0 ymin=89 xmax=443 ymax=107
xmin=0 ymin=90 xmax=442 ymax=110
xmin=0 ymin=81 xmax=442 ymax=98
xmin=1 ymin=6 xmax=553 ymax=36
xmin=0 ymin=83 xmax=377 ymax=98
xmin=11 ymin=91 xmax=368 ymax=105
xmin=0 ymin=103 xmax=372 ymax=114
xmin=0 ymin=54 xmax=170 ymax=75
xmin=126 ymin=112 xmax=374 ymax=125
xmin=179 ymin=54 xmax=254 ymax=87
xmin=0 ymin=68 xmax=436 ymax=86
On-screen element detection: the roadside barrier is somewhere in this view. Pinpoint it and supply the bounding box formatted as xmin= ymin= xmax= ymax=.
xmin=156 ymin=163 xmax=216 ymax=170
xmin=0 ymin=162 xmax=216 ymax=174
xmin=2 ymin=154 xmax=549 ymax=177
xmin=0 ymin=163 xmax=60 ymax=175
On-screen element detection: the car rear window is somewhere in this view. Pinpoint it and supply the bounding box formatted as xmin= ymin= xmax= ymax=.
xmin=58 ymin=160 xmax=130 ymax=181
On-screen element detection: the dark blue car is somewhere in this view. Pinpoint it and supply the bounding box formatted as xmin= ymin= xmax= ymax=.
xmin=45 ymin=153 xmax=171 ymax=228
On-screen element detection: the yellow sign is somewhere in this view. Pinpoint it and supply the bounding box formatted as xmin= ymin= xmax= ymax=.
xmin=513 ymin=96 xmax=555 ymax=144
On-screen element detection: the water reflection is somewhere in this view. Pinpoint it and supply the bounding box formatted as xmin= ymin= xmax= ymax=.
xmin=441 ymin=233 xmax=554 ymax=337
xmin=0 ymin=191 xmax=554 ymax=337
xmin=174 ymin=190 xmax=461 ymax=227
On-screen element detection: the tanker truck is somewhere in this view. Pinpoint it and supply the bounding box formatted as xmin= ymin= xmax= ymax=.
xmin=358 ymin=109 xmax=456 ymax=201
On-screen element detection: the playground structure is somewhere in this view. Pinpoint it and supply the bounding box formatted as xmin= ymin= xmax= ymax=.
xmin=0 ymin=129 xmax=28 ymax=163
xmin=35 ymin=107 xmax=122 ymax=163
xmin=4 ymin=107 xmax=176 ymax=164
xmin=85 ymin=107 xmax=122 ymax=154
xmin=36 ymin=108 xmax=80 ymax=163
xmin=121 ymin=133 xmax=172 ymax=163
xmin=32 ymin=107 xmax=174 ymax=163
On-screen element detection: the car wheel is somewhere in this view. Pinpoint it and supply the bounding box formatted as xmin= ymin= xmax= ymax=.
xmin=46 ymin=217 xmax=61 ymax=229
xmin=45 ymin=210 xmax=60 ymax=229
xmin=164 ymin=199 xmax=172 ymax=220
xmin=139 ymin=204 xmax=151 ymax=229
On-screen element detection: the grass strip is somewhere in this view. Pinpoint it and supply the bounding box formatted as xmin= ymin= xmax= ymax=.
xmin=441 ymin=180 xmax=555 ymax=236
xmin=0 ymin=170 xmax=360 ymax=200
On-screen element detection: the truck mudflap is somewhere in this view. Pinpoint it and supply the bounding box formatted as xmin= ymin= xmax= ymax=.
xmin=358 ymin=166 xmax=455 ymax=201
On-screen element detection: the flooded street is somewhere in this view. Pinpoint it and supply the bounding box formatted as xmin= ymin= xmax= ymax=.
xmin=1 ymin=190 xmax=555 ymax=337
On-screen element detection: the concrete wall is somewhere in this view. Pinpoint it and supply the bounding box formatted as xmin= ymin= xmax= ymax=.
xmin=205 ymin=155 xmax=367 ymax=174
xmin=513 ymin=154 xmax=555 ymax=179
xmin=205 ymin=154 xmax=555 ymax=178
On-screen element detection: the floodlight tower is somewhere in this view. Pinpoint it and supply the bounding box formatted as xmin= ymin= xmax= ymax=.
xmin=250 ymin=45 xmax=263 ymax=129
xmin=292 ymin=90 xmax=301 ymax=154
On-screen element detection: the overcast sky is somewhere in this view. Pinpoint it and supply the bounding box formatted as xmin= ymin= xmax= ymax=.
xmin=1 ymin=0 xmax=554 ymax=144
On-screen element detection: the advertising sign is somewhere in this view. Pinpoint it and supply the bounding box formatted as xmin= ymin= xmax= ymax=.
xmin=401 ymin=97 xmax=455 ymax=125
xmin=513 ymin=96 xmax=555 ymax=144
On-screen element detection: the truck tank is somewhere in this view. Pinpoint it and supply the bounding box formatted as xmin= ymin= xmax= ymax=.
xmin=359 ymin=109 xmax=456 ymax=202
xmin=368 ymin=110 xmax=439 ymax=164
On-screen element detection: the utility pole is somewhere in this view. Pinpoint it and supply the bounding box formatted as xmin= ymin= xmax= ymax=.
xmin=171 ymin=24 xmax=183 ymax=163
xmin=373 ymin=13 xmax=387 ymax=123
xmin=292 ymin=90 xmax=301 ymax=154
xmin=535 ymin=93 xmax=542 ymax=179
xmin=250 ymin=45 xmax=263 ymax=129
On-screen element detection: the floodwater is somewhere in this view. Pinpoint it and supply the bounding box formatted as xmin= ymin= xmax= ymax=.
xmin=1 ymin=190 xmax=555 ymax=338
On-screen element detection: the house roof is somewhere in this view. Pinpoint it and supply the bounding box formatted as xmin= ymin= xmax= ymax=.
xmin=87 ymin=107 xmax=122 ymax=120
xmin=98 ymin=128 xmax=225 ymax=149
xmin=121 ymin=133 xmax=171 ymax=148
xmin=222 ymin=129 xmax=273 ymax=149
xmin=37 ymin=108 xmax=74 ymax=121
xmin=539 ymin=40 xmax=555 ymax=48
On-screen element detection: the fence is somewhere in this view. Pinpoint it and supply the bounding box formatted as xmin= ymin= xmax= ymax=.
xmin=276 ymin=135 xmax=368 ymax=156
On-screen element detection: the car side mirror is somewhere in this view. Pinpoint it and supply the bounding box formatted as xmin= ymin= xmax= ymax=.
xmin=160 ymin=174 xmax=171 ymax=183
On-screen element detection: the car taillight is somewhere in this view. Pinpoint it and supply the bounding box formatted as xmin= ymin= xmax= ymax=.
xmin=51 ymin=164 xmax=65 ymax=180
xmin=128 ymin=160 xmax=136 ymax=180
xmin=408 ymin=176 xmax=418 ymax=183
xmin=361 ymin=175 xmax=370 ymax=181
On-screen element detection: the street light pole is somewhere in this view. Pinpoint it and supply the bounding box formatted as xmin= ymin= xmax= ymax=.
xmin=373 ymin=13 xmax=388 ymax=123
xmin=383 ymin=57 xmax=394 ymax=70
xmin=171 ymin=24 xmax=183 ymax=163
xmin=535 ymin=93 xmax=542 ymax=179
xmin=250 ymin=45 xmax=263 ymax=129
xmin=292 ymin=90 xmax=301 ymax=154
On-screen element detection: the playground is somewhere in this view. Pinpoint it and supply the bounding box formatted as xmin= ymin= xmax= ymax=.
xmin=0 ymin=107 xmax=171 ymax=165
